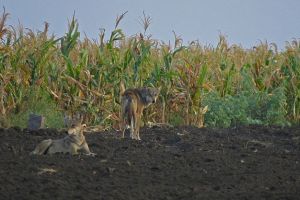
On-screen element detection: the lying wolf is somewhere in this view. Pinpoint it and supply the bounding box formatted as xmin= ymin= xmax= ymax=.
xmin=30 ymin=123 xmax=96 ymax=156
xmin=120 ymin=82 xmax=160 ymax=140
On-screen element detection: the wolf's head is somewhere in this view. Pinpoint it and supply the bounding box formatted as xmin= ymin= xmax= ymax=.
xmin=141 ymin=87 xmax=160 ymax=106
xmin=67 ymin=123 xmax=87 ymax=135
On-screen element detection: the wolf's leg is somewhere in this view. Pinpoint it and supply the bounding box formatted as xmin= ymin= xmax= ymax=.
xmin=133 ymin=113 xmax=140 ymax=140
xmin=136 ymin=115 xmax=141 ymax=140
xmin=121 ymin=120 xmax=126 ymax=138
xmin=69 ymin=144 xmax=79 ymax=155
xmin=122 ymin=128 xmax=126 ymax=138
xmin=120 ymin=107 xmax=126 ymax=138
xmin=30 ymin=139 xmax=52 ymax=155
xmin=135 ymin=109 xmax=143 ymax=140
xmin=130 ymin=115 xmax=135 ymax=139
xmin=81 ymin=142 xmax=96 ymax=156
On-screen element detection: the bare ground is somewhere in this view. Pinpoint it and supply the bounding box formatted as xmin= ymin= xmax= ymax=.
xmin=0 ymin=125 xmax=300 ymax=200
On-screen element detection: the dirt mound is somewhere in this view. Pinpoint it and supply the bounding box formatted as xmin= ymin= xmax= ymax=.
xmin=0 ymin=125 xmax=300 ymax=200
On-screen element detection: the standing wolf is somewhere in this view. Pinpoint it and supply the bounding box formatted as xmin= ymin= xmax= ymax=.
xmin=30 ymin=123 xmax=96 ymax=156
xmin=120 ymin=82 xmax=160 ymax=140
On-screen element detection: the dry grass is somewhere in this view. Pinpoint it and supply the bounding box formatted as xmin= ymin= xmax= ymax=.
xmin=0 ymin=10 xmax=299 ymax=128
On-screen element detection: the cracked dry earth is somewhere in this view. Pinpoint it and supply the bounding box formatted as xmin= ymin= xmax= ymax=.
xmin=0 ymin=125 xmax=300 ymax=200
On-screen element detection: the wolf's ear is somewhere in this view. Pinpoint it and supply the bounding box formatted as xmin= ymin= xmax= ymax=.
xmin=120 ymin=81 xmax=126 ymax=95
xmin=158 ymin=86 xmax=162 ymax=92
xmin=74 ymin=113 xmax=83 ymax=124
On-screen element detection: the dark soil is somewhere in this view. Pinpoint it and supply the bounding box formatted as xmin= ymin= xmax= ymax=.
xmin=0 ymin=125 xmax=300 ymax=200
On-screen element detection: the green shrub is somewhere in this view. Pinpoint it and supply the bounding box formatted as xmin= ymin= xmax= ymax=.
xmin=6 ymin=88 xmax=64 ymax=128
xmin=202 ymin=87 xmax=289 ymax=127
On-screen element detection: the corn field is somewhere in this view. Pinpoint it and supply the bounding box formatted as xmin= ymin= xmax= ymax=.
xmin=0 ymin=10 xmax=300 ymax=128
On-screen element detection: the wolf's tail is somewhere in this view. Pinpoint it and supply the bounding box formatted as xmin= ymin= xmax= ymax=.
xmin=120 ymin=81 xmax=126 ymax=95
xmin=30 ymin=139 xmax=53 ymax=155
xmin=122 ymin=96 xmax=132 ymax=120
xmin=119 ymin=81 xmax=126 ymax=131
xmin=124 ymin=97 xmax=136 ymax=138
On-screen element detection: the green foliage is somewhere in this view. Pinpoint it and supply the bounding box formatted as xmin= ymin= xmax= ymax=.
xmin=203 ymin=87 xmax=289 ymax=128
xmin=61 ymin=15 xmax=80 ymax=57
xmin=265 ymin=87 xmax=288 ymax=126
xmin=0 ymin=10 xmax=299 ymax=128
xmin=6 ymin=88 xmax=64 ymax=128
xmin=169 ymin=112 xmax=185 ymax=126
xmin=203 ymin=64 xmax=289 ymax=127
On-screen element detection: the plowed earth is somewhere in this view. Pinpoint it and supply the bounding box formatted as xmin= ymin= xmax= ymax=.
xmin=0 ymin=125 xmax=300 ymax=200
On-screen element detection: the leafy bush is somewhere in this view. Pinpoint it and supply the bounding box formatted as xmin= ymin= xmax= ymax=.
xmin=203 ymin=87 xmax=288 ymax=127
